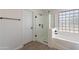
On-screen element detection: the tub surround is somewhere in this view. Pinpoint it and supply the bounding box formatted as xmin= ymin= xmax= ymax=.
xmin=48 ymin=29 xmax=79 ymax=50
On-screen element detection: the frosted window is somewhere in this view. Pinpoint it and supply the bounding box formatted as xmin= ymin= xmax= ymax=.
xmin=58 ymin=9 xmax=79 ymax=33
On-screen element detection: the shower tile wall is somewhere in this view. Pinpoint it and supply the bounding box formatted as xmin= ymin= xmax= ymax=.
xmin=33 ymin=12 xmax=49 ymax=44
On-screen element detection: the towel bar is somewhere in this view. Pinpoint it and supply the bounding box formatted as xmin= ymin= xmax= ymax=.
xmin=0 ymin=17 xmax=20 ymax=21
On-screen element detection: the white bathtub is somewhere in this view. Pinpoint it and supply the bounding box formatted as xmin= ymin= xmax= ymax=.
xmin=51 ymin=32 xmax=79 ymax=50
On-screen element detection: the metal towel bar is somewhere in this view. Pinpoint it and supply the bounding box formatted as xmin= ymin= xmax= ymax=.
xmin=0 ymin=17 xmax=20 ymax=21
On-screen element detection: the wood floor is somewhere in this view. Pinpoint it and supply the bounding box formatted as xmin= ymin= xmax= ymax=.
xmin=20 ymin=41 xmax=57 ymax=50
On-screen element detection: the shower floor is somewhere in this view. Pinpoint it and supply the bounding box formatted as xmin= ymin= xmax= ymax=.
xmin=20 ymin=41 xmax=57 ymax=50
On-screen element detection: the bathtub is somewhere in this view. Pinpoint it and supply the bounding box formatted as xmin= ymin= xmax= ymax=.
xmin=51 ymin=32 xmax=79 ymax=50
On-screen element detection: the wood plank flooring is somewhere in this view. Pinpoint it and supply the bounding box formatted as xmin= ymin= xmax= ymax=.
xmin=20 ymin=41 xmax=57 ymax=50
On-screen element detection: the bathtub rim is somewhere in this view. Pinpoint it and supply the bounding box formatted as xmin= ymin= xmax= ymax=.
xmin=52 ymin=36 xmax=79 ymax=44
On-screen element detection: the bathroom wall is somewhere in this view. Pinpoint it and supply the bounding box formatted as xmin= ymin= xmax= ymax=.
xmin=22 ymin=10 xmax=33 ymax=45
xmin=0 ymin=9 xmax=23 ymax=49
xmin=0 ymin=9 xmax=33 ymax=50
xmin=48 ymin=10 xmax=56 ymax=47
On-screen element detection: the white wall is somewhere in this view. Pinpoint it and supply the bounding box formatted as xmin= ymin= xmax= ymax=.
xmin=0 ymin=9 xmax=23 ymax=49
xmin=0 ymin=9 xmax=33 ymax=50
xmin=48 ymin=10 xmax=56 ymax=48
xmin=22 ymin=10 xmax=33 ymax=44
